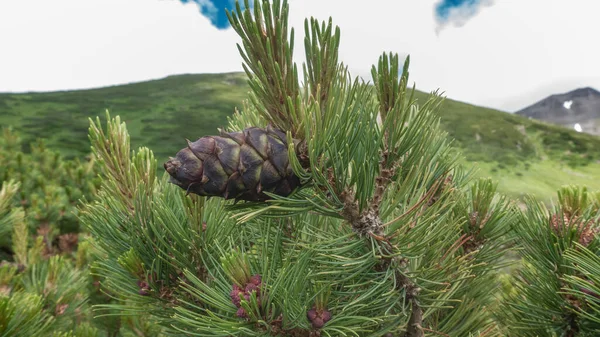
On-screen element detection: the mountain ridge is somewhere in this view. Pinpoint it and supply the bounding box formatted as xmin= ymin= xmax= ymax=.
xmin=516 ymin=86 xmax=600 ymax=135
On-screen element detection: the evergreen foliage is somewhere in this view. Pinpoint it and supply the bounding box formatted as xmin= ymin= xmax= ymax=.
xmin=0 ymin=180 xmax=95 ymax=336
xmin=0 ymin=1 xmax=598 ymax=336
xmin=0 ymin=127 xmax=99 ymax=259
xmin=501 ymin=186 xmax=600 ymax=336
xmin=81 ymin=1 xmax=525 ymax=336
xmin=0 ymin=132 xmax=170 ymax=336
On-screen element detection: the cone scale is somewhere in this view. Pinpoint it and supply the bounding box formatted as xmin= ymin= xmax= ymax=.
xmin=165 ymin=126 xmax=301 ymax=201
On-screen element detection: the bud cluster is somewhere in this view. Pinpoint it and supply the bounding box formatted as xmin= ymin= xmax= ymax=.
xmin=550 ymin=213 xmax=599 ymax=247
xmin=307 ymin=307 xmax=332 ymax=329
xmin=229 ymin=274 xmax=262 ymax=318
xmin=137 ymin=279 xmax=150 ymax=296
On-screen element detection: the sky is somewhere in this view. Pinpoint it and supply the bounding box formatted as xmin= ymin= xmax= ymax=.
xmin=1 ymin=0 xmax=599 ymax=112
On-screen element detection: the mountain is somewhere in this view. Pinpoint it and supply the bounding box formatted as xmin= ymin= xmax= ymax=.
xmin=2 ymin=73 xmax=600 ymax=201
xmin=515 ymin=87 xmax=600 ymax=136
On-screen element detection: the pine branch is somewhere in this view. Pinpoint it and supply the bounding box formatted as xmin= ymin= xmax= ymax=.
xmin=562 ymin=244 xmax=600 ymax=326
xmin=0 ymin=180 xmax=19 ymax=213
xmin=88 ymin=112 xmax=134 ymax=212
xmin=501 ymin=186 xmax=600 ymax=336
xmin=226 ymin=0 xmax=302 ymax=136
xmin=303 ymin=16 xmax=341 ymax=110
xmin=405 ymin=299 xmax=423 ymax=337
xmin=81 ymin=2 xmax=528 ymax=336
xmin=224 ymin=19 xmax=471 ymax=333
xmin=0 ymin=181 xmax=24 ymax=260
xmin=11 ymin=209 xmax=27 ymax=266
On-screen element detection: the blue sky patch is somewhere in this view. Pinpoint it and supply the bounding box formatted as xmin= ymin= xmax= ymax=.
xmin=179 ymin=0 xmax=249 ymax=29
xmin=435 ymin=0 xmax=489 ymax=25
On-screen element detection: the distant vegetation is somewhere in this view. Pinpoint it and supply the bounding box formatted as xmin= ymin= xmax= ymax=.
xmin=437 ymin=95 xmax=600 ymax=166
xmin=0 ymin=128 xmax=99 ymax=259
xmin=2 ymin=72 xmax=600 ymax=201
xmin=0 ymin=73 xmax=248 ymax=161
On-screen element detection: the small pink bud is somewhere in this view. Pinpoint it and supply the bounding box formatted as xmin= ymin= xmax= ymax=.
xmin=230 ymin=288 xmax=243 ymax=307
xmin=249 ymin=274 xmax=262 ymax=286
xmin=307 ymin=307 xmax=332 ymax=329
xmin=236 ymin=307 xmax=247 ymax=318
xmin=245 ymin=283 xmax=259 ymax=294
xmin=321 ymin=310 xmax=331 ymax=322
xmin=311 ymin=317 xmax=325 ymax=329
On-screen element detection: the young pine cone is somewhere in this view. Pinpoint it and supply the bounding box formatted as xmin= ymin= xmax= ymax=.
xmin=165 ymin=126 xmax=301 ymax=201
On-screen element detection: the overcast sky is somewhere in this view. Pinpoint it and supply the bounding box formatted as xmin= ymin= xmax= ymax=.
xmin=1 ymin=0 xmax=599 ymax=112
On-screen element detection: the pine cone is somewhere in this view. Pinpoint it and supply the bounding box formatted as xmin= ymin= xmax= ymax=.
xmin=165 ymin=126 xmax=301 ymax=201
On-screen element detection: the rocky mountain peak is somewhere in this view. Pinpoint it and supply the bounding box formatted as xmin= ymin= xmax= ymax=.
xmin=515 ymin=87 xmax=600 ymax=136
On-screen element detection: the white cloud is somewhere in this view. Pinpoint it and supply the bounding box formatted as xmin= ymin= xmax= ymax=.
xmin=434 ymin=0 xmax=496 ymax=34
xmin=1 ymin=0 xmax=599 ymax=113
xmin=0 ymin=0 xmax=241 ymax=92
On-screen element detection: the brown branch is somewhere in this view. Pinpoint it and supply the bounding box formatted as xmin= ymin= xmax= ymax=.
xmin=372 ymin=150 xmax=393 ymax=210
xmin=335 ymin=139 xmax=457 ymax=337
xmin=404 ymin=299 xmax=424 ymax=337
xmin=339 ymin=179 xmax=426 ymax=337
xmin=294 ymin=139 xmax=311 ymax=169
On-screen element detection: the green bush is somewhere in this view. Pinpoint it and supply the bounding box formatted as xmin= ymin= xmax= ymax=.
xmin=0 ymin=127 xmax=100 ymax=257
xmin=0 ymin=179 xmax=164 ymax=336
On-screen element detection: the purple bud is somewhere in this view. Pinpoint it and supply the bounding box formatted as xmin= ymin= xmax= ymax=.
xmin=230 ymin=288 xmax=243 ymax=307
xmin=312 ymin=317 xmax=325 ymax=329
xmin=249 ymin=274 xmax=262 ymax=286
xmin=307 ymin=307 xmax=332 ymax=329
xmin=321 ymin=310 xmax=332 ymax=322
xmin=236 ymin=307 xmax=248 ymax=318
xmin=245 ymin=283 xmax=259 ymax=294
xmin=137 ymin=279 xmax=150 ymax=296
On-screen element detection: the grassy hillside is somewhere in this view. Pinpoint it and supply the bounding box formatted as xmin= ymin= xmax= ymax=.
xmin=0 ymin=73 xmax=248 ymax=160
xmin=2 ymin=72 xmax=600 ymax=201
xmin=425 ymin=91 xmax=600 ymax=200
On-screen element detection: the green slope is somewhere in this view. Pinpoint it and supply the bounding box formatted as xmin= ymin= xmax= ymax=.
xmin=430 ymin=93 xmax=600 ymax=200
xmin=1 ymin=73 xmax=600 ymax=201
xmin=0 ymin=73 xmax=248 ymax=160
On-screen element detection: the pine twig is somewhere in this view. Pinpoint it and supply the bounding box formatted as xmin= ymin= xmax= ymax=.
xmin=405 ymin=299 xmax=424 ymax=337
xmin=340 ymin=188 xmax=425 ymax=337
